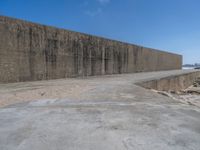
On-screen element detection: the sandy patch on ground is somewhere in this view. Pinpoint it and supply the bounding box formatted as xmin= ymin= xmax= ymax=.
xmin=0 ymin=80 xmax=94 ymax=107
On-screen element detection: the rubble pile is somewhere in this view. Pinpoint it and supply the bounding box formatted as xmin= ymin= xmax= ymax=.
xmin=183 ymin=77 xmax=200 ymax=94
xmin=193 ymin=77 xmax=200 ymax=87
xmin=152 ymin=77 xmax=200 ymax=107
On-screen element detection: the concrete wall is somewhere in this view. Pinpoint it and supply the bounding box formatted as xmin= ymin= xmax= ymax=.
xmin=137 ymin=71 xmax=200 ymax=92
xmin=0 ymin=16 xmax=182 ymax=83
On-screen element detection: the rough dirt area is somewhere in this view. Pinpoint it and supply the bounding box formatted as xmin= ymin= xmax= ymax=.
xmin=0 ymin=79 xmax=95 ymax=108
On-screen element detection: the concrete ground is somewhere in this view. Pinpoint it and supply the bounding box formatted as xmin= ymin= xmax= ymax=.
xmin=0 ymin=70 xmax=200 ymax=150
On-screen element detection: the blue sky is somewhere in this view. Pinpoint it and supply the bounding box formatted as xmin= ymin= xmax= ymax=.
xmin=0 ymin=0 xmax=199 ymax=64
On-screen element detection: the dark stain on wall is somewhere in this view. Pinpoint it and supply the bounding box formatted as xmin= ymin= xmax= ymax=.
xmin=29 ymin=28 xmax=34 ymax=80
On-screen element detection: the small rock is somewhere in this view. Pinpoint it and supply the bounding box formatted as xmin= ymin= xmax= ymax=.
xmin=40 ymin=92 xmax=45 ymax=96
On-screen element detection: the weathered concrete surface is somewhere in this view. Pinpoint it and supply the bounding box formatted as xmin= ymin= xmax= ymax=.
xmin=0 ymin=70 xmax=200 ymax=150
xmin=137 ymin=71 xmax=200 ymax=92
xmin=0 ymin=16 xmax=182 ymax=83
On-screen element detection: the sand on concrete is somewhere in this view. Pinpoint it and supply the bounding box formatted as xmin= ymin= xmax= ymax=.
xmin=0 ymin=69 xmax=198 ymax=108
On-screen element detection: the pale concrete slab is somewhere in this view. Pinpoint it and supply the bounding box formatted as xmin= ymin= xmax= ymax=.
xmin=0 ymin=70 xmax=200 ymax=150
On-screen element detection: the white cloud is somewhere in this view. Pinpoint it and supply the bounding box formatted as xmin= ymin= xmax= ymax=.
xmin=97 ymin=0 xmax=110 ymax=5
xmin=85 ymin=8 xmax=102 ymax=17
xmin=84 ymin=0 xmax=110 ymax=17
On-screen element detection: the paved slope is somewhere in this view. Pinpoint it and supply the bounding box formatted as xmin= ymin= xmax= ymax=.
xmin=0 ymin=70 xmax=200 ymax=150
